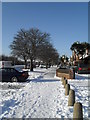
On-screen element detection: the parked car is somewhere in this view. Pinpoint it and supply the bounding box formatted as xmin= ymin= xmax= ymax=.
xmin=0 ymin=67 xmax=29 ymax=82
xmin=39 ymin=64 xmax=46 ymax=68
xmin=77 ymin=63 xmax=90 ymax=74
xmin=59 ymin=65 xmax=69 ymax=69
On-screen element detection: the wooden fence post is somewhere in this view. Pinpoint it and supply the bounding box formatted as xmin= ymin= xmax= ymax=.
xmin=64 ymin=79 xmax=67 ymax=88
xmin=65 ymin=84 xmax=70 ymax=95
xmin=68 ymin=89 xmax=75 ymax=106
xmin=73 ymin=102 xmax=83 ymax=120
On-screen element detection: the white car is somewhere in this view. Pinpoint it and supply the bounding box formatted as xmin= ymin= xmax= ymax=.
xmin=39 ymin=64 xmax=46 ymax=68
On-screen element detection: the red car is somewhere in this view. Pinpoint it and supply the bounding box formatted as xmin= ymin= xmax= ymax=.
xmin=77 ymin=63 xmax=90 ymax=74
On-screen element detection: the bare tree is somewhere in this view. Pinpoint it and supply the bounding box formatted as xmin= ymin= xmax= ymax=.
xmin=10 ymin=28 xmax=52 ymax=71
xmin=25 ymin=28 xmax=51 ymax=71
xmin=37 ymin=43 xmax=59 ymax=68
xmin=10 ymin=29 xmax=28 ymax=68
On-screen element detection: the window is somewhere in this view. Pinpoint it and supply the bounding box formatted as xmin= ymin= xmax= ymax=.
xmin=1 ymin=68 xmax=7 ymax=72
xmin=10 ymin=69 xmax=16 ymax=73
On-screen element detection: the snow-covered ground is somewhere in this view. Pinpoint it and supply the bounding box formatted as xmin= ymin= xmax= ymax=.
xmin=0 ymin=66 xmax=89 ymax=119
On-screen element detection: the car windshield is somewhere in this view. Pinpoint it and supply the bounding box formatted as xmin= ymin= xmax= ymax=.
xmin=15 ymin=67 xmax=23 ymax=72
xmin=0 ymin=68 xmax=2 ymax=72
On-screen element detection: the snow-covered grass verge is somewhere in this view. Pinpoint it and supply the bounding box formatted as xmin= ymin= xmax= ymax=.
xmin=0 ymin=67 xmax=89 ymax=119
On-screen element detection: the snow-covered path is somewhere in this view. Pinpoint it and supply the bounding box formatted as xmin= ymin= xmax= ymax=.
xmin=0 ymin=67 xmax=89 ymax=119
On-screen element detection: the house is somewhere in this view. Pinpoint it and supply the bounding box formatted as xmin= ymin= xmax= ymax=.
xmin=71 ymin=47 xmax=90 ymax=66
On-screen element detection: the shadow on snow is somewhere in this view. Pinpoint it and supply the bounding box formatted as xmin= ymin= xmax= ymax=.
xmin=30 ymin=78 xmax=60 ymax=83
xmin=75 ymin=74 xmax=90 ymax=80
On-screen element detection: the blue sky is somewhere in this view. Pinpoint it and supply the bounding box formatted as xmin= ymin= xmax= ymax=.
xmin=2 ymin=2 xmax=88 ymax=57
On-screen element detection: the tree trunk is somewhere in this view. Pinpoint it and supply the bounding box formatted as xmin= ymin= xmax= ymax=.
xmin=23 ymin=56 xmax=27 ymax=69
xmin=82 ymin=54 xmax=83 ymax=60
xmin=46 ymin=63 xmax=48 ymax=69
xmin=30 ymin=58 xmax=33 ymax=71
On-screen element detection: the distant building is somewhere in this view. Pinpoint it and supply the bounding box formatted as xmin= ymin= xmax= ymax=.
xmin=71 ymin=47 xmax=90 ymax=66
xmin=0 ymin=61 xmax=12 ymax=68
